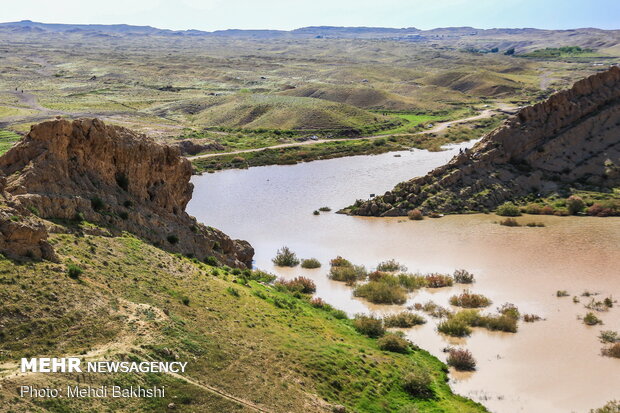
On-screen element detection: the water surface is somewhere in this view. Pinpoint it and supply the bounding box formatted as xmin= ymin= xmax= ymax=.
xmin=188 ymin=144 xmax=620 ymax=413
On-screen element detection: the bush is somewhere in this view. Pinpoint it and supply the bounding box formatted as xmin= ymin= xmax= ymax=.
xmin=415 ymin=301 xmax=452 ymax=318
xmin=182 ymin=297 xmax=190 ymax=306
xmin=601 ymin=343 xmax=620 ymax=358
xmin=523 ymin=314 xmax=542 ymax=322
xmin=499 ymin=218 xmax=520 ymax=227
xmin=599 ymin=330 xmax=619 ymax=343
xmin=353 ymin=314 xmax=385 ymax=338
xmin=204 ymin=256 xmax=220 ymax=266
xmin=377 ymin=333 xmax=410 ymax=353
xmin=408 ymin=209 xmax=424 ymax=220
xmin=275 ymin=276 xmax=316 ymax=294
xmin=496 ymin=202 xmax=521 ymax=217
xmin=497 ymin=303 xmax=520 ymax=320
xmin=377 ymin=259 xmax=407 ymax=272
xmin=318 ymin=206 xmax=331 ymax=212
xmin=476 ymin=314 xmax=518 ymax=333
xmin=310 ymin=297 xmax=329 ymax=309
xmin=313 ymin=210 xmax=320 ymax=215
xmin=272 ymin=246 xmax=300 ymax=267
xmin=300 ymin=258 xmax=321 ymax=269
xmin=446 ymin=348 xmax=476 ymax=371
xmin=328 ymin=265 xmax=367 ymax=284
xmin=590 ymin=400 xmax=620 ymax=413
xmin=449 ymin=290 xmax=492 ymax=308
xmin=425 ymin=273 xmax=453 ymax=288
xmin=453 ymin=269 xmax=475 ymax=284
xmin=556 ymin=290 xmax=569 ymax=297
xmin=167 ymin=234 xmax=179 ymax=244
xmin=67 ymin=264 xmax=83 ymax=279
xmin=583 ymin=312 xmax=603 ymax=325
xmin=397 ymin=273 xmax=427 ymax=290
xmin=91 ymin=197 xmax=105 ymax=212
xmin=437 ymin=318 xmax=471 ymax=337
xmin=384 ymin=312 xmax=426 ymax=328
xmin=330 ymin=256 xmax=352 ymax=267
xmin=402 ymin=369 xmax=433 ymax=398
xmin=331 ymin=309 xmax=348 ymax=319
xmin=353 ymin=281 xmax=407 ymax=304
xmin=567 ymin=195 xmax=585 ymax=215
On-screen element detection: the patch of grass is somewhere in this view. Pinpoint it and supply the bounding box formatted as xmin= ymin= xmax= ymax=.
xmin=384 ymin=312 xmax=426 ymax=328
xmin=496 ymin=202 xmax=521 ymax=217
xmin=300 ymin=258 xmax=321 ymax=269
xmin=377 ymin=333 xmax=411 ymax=353
xmin=272 ymin=246 xmax=300 ymax=267
xmin=437 ymin=318 xmax=472 ymax=337
xmin=402 ymin=369 xmax=434 ymax=398
xmin=0 ymin=129 xmax=21 ymax=155
xmin=352 ymin=314 xmax=385 ymax=338
xmin=353 ymin=280 xmax=408 ymax=304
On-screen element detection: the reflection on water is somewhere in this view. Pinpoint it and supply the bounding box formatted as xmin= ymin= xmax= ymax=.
xmin=188 ymin=144 xmax=620 ymax=413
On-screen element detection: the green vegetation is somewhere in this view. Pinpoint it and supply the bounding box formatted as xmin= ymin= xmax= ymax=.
xmin=377 ymin=333 xmax=411 ymax=353
xmin=438 ymin=318 xmax=472 ymax=337
xmin=377 ymin=259 xmax=407 ymax=272
xmin=275 ymin=276 xmax=317 ymax=294
xmin=0 ymin=229 xmax=486 ymax=412
xmin=300 ymin=258 xmax=321 ymax=269
xmin=0 ymin=129 xmax=21 ymax=155
xmin=446 ymin=348 xmax=477 ymax=371
xmin=556 ymin=290 xmax=570 ymax=297
xmin=519 ymin=46 xmax=599 ymax=60
xmin=496 ymin=202 xmax=521 ymax=217
xmin=272 ymin=246 xmax=300 ymax=267
xmin=354 ymin=280 xmax=408 ymax=304
xmin=590 ymin=400 xmax=620 ymax=413
xmin=599 ymin=330 xmax=620 ymax=344
xmin=453 ymin=269 xmax=475 ymax=284
xmin=449 ymin=291 xmax=492 ymax=308
xmin=328 ymin=257 xmax=368 ymax=284
xmin=583 ymin=312 xmax=603 ymax=326
xmin=66 ymin=263 xmax=83 ymax=279
xmin=353 ymin=314 xmax=386 ymax=338
xmin=601 ymin=343 xmax=620 ymax=359
xmin=425 ymin=273 xmax=454 ymax=288
xmin=384 ymin=312 xmax=427 ymax=328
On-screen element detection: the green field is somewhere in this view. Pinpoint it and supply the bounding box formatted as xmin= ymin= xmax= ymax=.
xmin=0 ymin=129 xmax=21 ymax=155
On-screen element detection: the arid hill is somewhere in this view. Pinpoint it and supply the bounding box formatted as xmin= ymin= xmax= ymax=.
xmin=348 ymin=66 xmax=620 ymax=217
xmin=0 ymin=118 xmax=253 ymax=266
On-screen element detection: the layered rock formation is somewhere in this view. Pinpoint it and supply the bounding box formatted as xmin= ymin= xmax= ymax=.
xmin=349 ymin=66 xmax=620 ymax=217
xmin=0 ymin=118 xmax=253 ymax=267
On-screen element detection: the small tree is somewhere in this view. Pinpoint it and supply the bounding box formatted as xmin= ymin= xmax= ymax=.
xmin=566 ymin=195 xmax=585 ymax=215
xmin=272 ymin=246 xmax=300 ymax=267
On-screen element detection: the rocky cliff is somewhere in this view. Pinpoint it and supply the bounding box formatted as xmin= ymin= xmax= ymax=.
xmin=349 ymin=66 xmax=620 ymax=217
xmin=0 ymin=118 xmax=253 ymax=266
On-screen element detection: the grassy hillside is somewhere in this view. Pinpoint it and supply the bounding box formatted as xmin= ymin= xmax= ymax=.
xmin=0 ymin=220 xmax=486 ymax=413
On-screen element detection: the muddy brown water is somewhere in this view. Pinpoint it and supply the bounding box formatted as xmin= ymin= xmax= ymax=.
xmin=188 ymin=143 xmax=620 ymax=413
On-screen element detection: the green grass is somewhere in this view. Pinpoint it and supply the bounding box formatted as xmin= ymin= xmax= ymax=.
xmin=0 ymin=227 xmax=486 ymax=412
xmin=0 ymin=129 xmax=21 ymax=155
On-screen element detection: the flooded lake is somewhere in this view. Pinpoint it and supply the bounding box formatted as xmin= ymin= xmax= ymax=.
xmin=188 ymin=143 xmax=620 ymax=413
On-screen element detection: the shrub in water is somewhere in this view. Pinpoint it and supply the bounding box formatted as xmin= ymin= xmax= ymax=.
xmin=384 ymin=312 xmax=426 ymax=328
xmin=556 ymin=290 xmax=569 ymax=297
xmin=272 ymin=246 xmax=300 ymax=267
xmin=300 ymin=258 xmax=321 ymax=269
xmin=402 ymin=369 xmax=433 ymax=398
xmin=408 ymin=209 xmax=424 ymax=220
xmin=353 ymin=314 xmax=385 ymax=338
xmin=398 ymin=273 xmax=427 ymax=291
xmin=353 ymin=281 xmax=407 ymax=304
xmin=523 ymin=314 xmax=542 ymax=322
xmin=446 ymin=348 xmax=476 ymax=371
xmin=376 ymin=259 xmax=407 ymax=272
xmin=449 ymin=290 xmax=492 ymax=308
xmin=583 ymin=312 xmax=603 ymax=325
xmin=330 ymin=256 xmax=352 ymax=267
xmin=496 ymin=202 xmax=521 ymax=217
xmin=328 ymin=265 xmax=367 ymax=284
xmin=377 ymin=333 xmax=410 ymax=353
xmin=599 ymin=330 xmax=619 ymax=343
xmin=497 ymin=303 xmax=520 ymax=320
xmin=425 ymin=273 xmax=453 ymax=288
xmin=437 ymin=318 xmax=471 ymax=337
xmin=318 ymin=206 xmax=331 ymax=212
xmin=601 ymin=343 xmax=620 ymax=358
xmin=453 ymin=269 xmax=475 ymax=284
xmin=275 ymin=276 xmax=316 ymax=294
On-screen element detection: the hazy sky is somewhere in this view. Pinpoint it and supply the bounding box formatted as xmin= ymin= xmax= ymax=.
xmin=2 ymin=0 xmax=619 ymax=31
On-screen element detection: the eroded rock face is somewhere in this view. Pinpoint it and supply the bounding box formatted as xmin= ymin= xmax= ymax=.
xmin=0 ymin=118 xmax=253 ymax=267
xmin=351 ymin=66 xmax=620 ymax=216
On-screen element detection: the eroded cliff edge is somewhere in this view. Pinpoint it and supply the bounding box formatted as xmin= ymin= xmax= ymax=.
xmin=347 ymin=66 xmax=620 ymax=217
xmin=0 ymin=118 xmax=253 ymax=267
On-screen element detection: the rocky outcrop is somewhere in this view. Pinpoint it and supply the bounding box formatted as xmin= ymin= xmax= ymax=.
xmin=0 ymin=118 xmax=253 ymax=267
xmin=349 ymin=66 xmax=620 ymax=216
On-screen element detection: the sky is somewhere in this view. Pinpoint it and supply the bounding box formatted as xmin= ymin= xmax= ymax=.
xmin=1 ymin=0 xmax=619 ymax=31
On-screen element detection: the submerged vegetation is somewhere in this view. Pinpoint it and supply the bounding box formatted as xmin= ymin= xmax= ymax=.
xmin=272 ymin=246 xmax=300 ymax=267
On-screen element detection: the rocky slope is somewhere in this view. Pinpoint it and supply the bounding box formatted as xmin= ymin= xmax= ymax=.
xmin=349 ymin=66 xmax=620 ymax=217
xmin=0 ymin=118 xmax=253 ymax=266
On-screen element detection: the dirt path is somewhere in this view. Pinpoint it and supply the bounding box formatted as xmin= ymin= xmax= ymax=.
xmin=187 ymin=106 xmax=513 ymax=161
